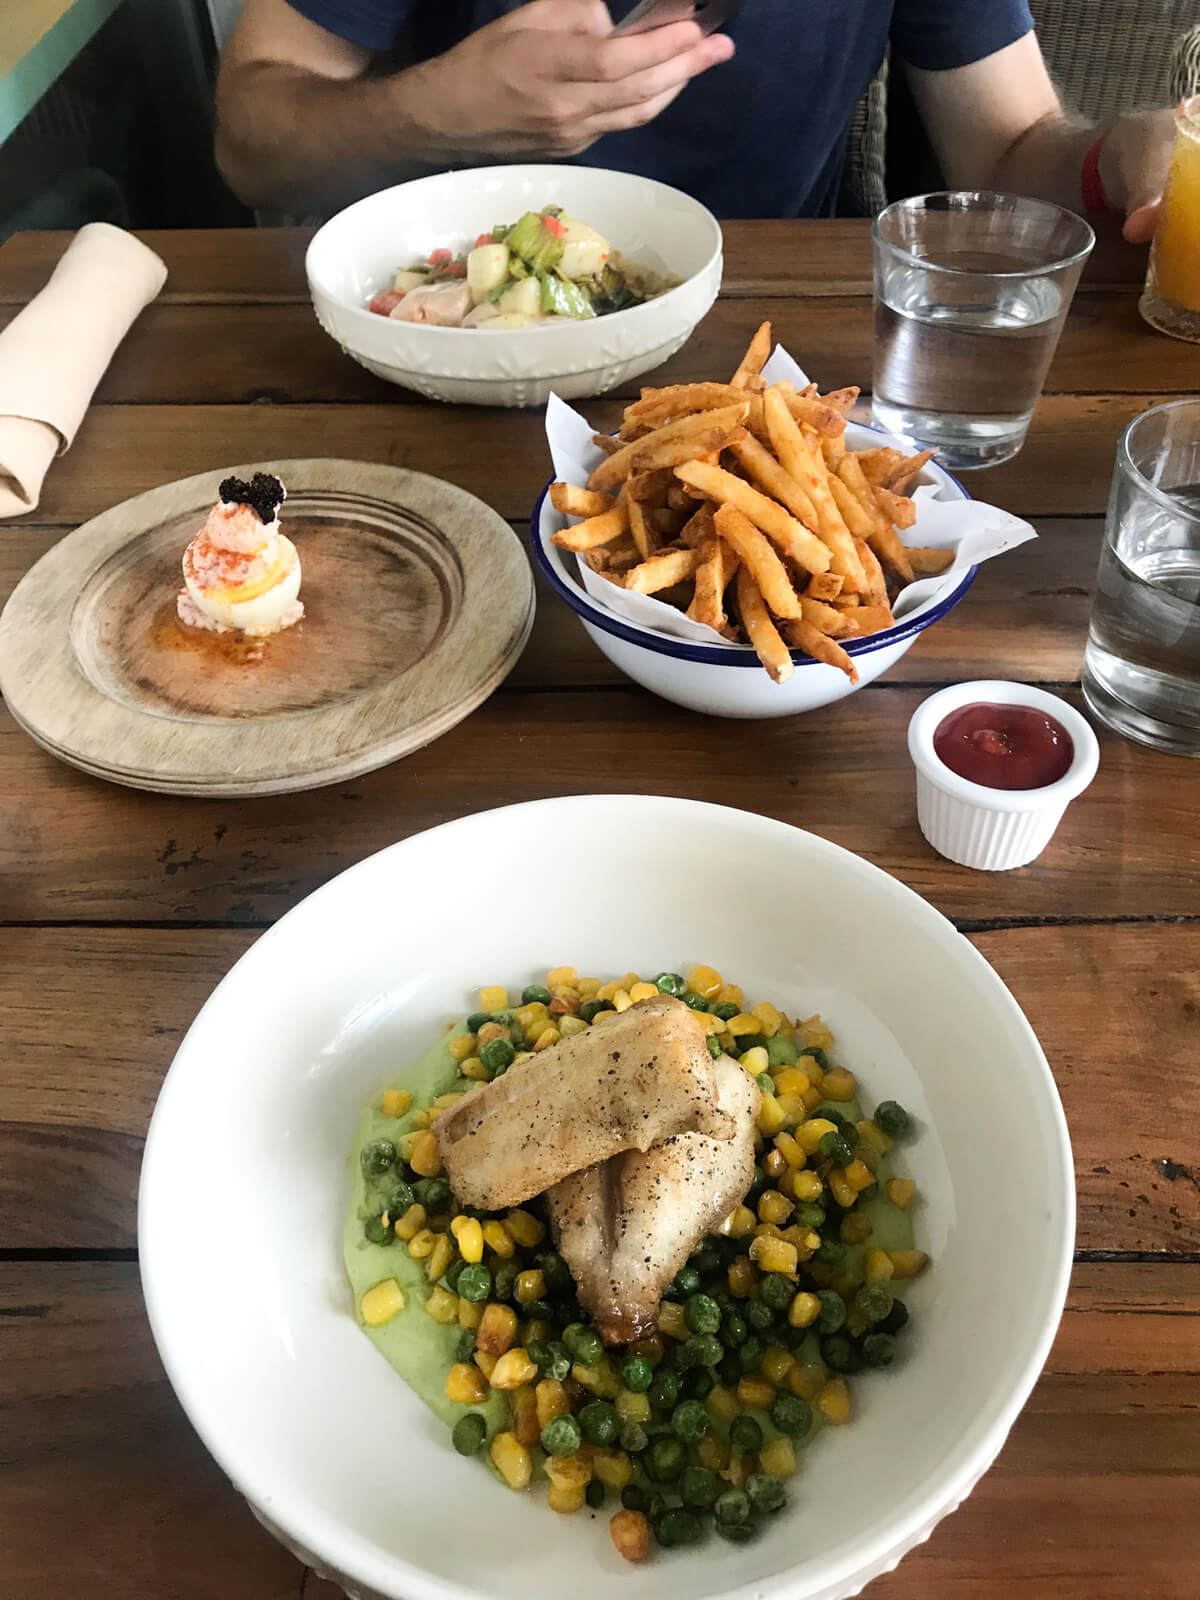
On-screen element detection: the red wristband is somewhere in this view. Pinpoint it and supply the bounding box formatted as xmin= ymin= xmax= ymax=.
xmin=1081 ymin=131 xmax=1114 ymax=215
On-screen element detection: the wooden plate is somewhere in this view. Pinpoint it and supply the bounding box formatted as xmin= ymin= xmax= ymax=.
xmin=0 ymin=459 xmax=534 ymax=796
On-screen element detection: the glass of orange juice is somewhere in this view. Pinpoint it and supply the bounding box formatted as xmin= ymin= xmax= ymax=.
xmin=1140 ymin=97 xmax=1200 ymax=342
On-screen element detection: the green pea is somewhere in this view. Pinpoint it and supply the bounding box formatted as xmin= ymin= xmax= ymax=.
xmin=490 ymin=1009 xmax=514 ymax=1025
xmin=766 ymin=1035 xmax=798 ymax=1067
xmin=822 ymin=1106 xmax=857 ymax=1136
xmin=451 ymin=1413 xmax=487 ymax=1456
xmin=879 ymin=1298 xmax=910 ymax=1335
xmin=648 ymin=1370 xmax=680 ymax=1413
xmin=645 ymin=1435 xmax=686 ymax=1483
xmin=522 ymin=1299 xmax=553 ymax=1323
xmin=746 ymin=1299 xmax=775 ymax=1333
xmin=579 ymin=1400 xmax=620 ymax=1447
xmin=563 ymin=1324 xmax=605 ymax=1366
xmin=540 ymin=1341 xmax=572 ymax=1381
xmin=384 ymin=1179 xmax=415 ymax=1215
xmin=522 ymin=984 xmax=552 ymax=1005
xmin=756 ymin=1072 xmax=774 ymax=1094
xmin=691 ymin=1244 xmax=721 ymax=1278
xmin=771 ymin=1393 xmax=812 ymax=1438
xmin=538 ymin=1252 xmax=573 ymax=1298
xmin=465 ymin=1011 xmax=491 ymax=1033
xmin=759 ymin=1273 xmax=794 ymax=1312
xmin=746 ymin=1472 xmax=786 ymax=1514
xmin=684 ymin=1334 xmax=723 ymax=1370
xmin=794 ymin=1201 xmax=826 ymax=1230
xmin=874 ymin=1100 xmax=910 ymax=1139
xmin=707 ymin=1034 xmax=724 ymax=1060
xmin=414 ymin=1177 xmax=451 ymax=1211
xmin=645 ymin=1492 xmax=667 ymax=1524
xmin=363 ymin=1212 xmax=393 ymax=1245
xmin=712 ymin=1001 xmax=739 ymax=1021
xmin=816 ymin=1290 xmax=846 ymax=1333
xmin=654 ymin=972 xmax=685 ymax=995
xmin=671 ymin=1398 xmax=710 ymax=1443
xmin=680 ymin=991 xmax=709 ymax=1011
xmin=716 ymin=1521 xmax=758 ymax=1543
xmin=722 ymin=1311 xmax=748 ymax=1347
xmin=679 ymin=1465 xmax=721 ymax=1509
xmin=714 ymin=1488 xmax=752 ymax=1528
xmin=655 ymin=1508 xmax=703 ymax=1548
xmin=799 ymin=1045 xmax=830 ymax=1072
xmin=855 ymin=1283 xmax=895 ymax=1326
xmin=360 ymin=1139 xmax=396 ymax=1177
xmin=820 ymin=1333 xmax=861 ymax=1374
xmin=479 ymin=1037 xmax=515 ymax=1074
xmin=586 ymin=1479 xmax=606 ymax=1509
xmin=541 ymin=1414 xmax=583 ymax=1457
xmin=579 ymin=999 xmax=614 ymax=1022
xmin=816 ymin=1238 xmax=846 ymax=1264
xmin=621 ymin=1355 xmax=653 ymax=1393
xmin=738 ymin=1336 xmax=765 ymax=1373
xmin=492 ymin=1262 xmax=519 ymax=1302
xmin=685 ymin=1293 xmax=722 ymax=1335
xmin=729 ymin=1414 xmax=763 ymax=1453
xmin=862 ymin=1332 xmax=897 ymax=1368
xmin=621 ymin=1484 xmax=650 ymax=1512
xmin=818 ymin=1131 xmax=855 ymax=1167
xmin=671 ymin=1265 xmax=702 ymax=1298
xmin=733 ymin=1031 xmax=768 ymax=1053
xmin=456 ymin=1264 xmax=492 ymax=1303
xmin=454 ymin=1328 xmax=476 ymax=1362
xmin=443 ymin=1257 xmax=466 ymax=1292
xmin=620 ymin=1421 xmax=649 ymax=1455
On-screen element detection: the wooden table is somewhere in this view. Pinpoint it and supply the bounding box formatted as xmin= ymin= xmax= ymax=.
xmin=2 ymin=221 xmax=1198 ymax=1600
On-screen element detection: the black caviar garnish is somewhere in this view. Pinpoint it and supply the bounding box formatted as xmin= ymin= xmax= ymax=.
xmin=218 ymin=472 xmax=286 ymax=524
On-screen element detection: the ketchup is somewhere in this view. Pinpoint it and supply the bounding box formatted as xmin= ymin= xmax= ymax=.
xmin=933 ymin=703 xmax=1074 ymax=791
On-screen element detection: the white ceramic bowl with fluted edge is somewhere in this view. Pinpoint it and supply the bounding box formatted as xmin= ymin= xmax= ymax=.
xmin=305 ymin=166 xmax=723 ymax=406
xmin=533 ymin=424 xmax=978 ymax=717
xmin=139 ymin=795 xmax=1074 ymax=1600
xmin=908 ymin=681 xmax=1100 ymax=870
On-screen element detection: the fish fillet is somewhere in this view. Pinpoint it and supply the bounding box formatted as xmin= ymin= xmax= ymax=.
xmin=548 ymin=1055 xmax=762 ymax=1344
xmin=433 ymin=994 xmax=733 ymax=1211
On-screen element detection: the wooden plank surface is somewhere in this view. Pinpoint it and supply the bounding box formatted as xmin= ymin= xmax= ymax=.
xmin=4 ymin=1260 xmax=1196 ymax=1600
xmin=3 ymin=925 xmax=1197 ymax=1252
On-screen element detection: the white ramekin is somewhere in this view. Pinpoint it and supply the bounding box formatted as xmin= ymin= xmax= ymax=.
xmin=908 ymin=681 xmax=1100 ymax=870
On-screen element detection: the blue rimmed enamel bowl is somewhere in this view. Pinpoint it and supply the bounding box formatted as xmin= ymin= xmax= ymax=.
xmin=533 ymin=422 xmax=977 ymax=719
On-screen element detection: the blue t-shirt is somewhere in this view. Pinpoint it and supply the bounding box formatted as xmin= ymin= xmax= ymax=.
xmin=287 ymin=0 xmax=1033 ymax=217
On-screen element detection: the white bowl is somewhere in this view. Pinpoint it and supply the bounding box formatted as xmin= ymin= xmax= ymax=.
xmin=908 ymin=681 xmax=1101 ymax=870
xmin=534 ymin=426 xmax=978 ymax=717
xmin=306 ymin=166 xmax=723 ymax=407
xmin=139 ymin=795 xmax=1073 ymax=1600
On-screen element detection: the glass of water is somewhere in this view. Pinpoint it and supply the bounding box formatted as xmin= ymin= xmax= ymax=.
xmin=872 ymin=192 xmax=1094 ymax=470
xmin=1082 ymin=401 xmax=1200 ymax=756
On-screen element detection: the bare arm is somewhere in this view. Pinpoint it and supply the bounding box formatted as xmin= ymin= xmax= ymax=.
xmin=215 ymin=0 xmax=733 ymax=215
xmin=906 ymin=32 xmax=1174 ymax=243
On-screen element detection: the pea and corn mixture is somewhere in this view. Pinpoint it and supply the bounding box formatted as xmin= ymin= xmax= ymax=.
xmin=347 ymin=966 xmax=927 ymax=1561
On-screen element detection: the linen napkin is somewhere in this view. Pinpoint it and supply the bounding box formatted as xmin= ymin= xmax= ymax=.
xmin=0 ymin=223 xmax=167 ymax=517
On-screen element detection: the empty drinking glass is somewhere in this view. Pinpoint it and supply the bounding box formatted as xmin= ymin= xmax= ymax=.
xmin=872 ymin=193 xmax=1094 ymax=470
xmin=1082 ymin=400 xmax=1200 ymax=756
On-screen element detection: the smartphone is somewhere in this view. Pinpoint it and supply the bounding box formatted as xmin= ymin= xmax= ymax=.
xmin=613 ymin=0 xmax=742 ymax=37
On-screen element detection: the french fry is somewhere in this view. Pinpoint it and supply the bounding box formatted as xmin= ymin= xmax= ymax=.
xmin=852 ymin=447 xmax=905 ymax=485
xmin=627 ymin=494 xmax=654 ymax=560
xmin=774 ymin=381 xmax=846 ymax=438
xmin=626 ymin=468 xmax=677 ymax=504
xmin=835 ymin=454 xmax=916 ymax=586
xmin=799 ymin=595 xmax=852 ymax=636
xmin=837 ymin=603 xmax=894 ymax=637
xmin=590 ymin=404 xmax=749 ymax=491
xmin=550 ymin=483 xmax=615 ymax=519
xmin=807 ymin=571 xmax=844 ymax=602
xmin=885 ymin=450 xmax=936 ymax=493
xmin=675 ymin=459 xmax=831 ymax=576
xmin=623 ymin=545 xmax=701 ymax=595
xmin=874 ymin=485 xmax=918 ymax=532
xmin=762 ymin=388 xmax=864 ymax=587
xmin=551 ymin=491 xmax=629 ymax=551
xmin=730 ymin=321 xmax=772 ymax=389
xmin=817 ymin=386 xmax=859 ymax=415
xmin=650 ymin=507 xmax=687 ymax=538
xmin=821 ymin=431 xmax=846 ymax=468
xmin=591 ymin=432 xmax=622 ymax=457
xmin=713 ymin=505 xmax=803 ymax=619
xmin=825 ymin=471 xmax=877 ymax=539
xmin=736 ymin=565 xmax=793 ymax=684
xmin=631 ymin=416 xmax=748 ymax=474
xmin=854 ymin=538 xmax=890 ymax=609
xmin=666 ymin=486 xmax=694 ymax=511
xmin=727 ymin=432 xmax=819 ymax=531
xmin=906 ymin=546 xmax=955 ymax=576
xmin=678 ymin=503 xmax=716 ymax=548
xmin=688 ymin=533 xmax=738 ymax=635
xmin=744 ymin=393 xmax=772 ymax=446
xmin=782 ymin=618 xmax=859 ymax=684
xmin=870 ymin=524 xmax=916 ymax=584
xmin=624 ymin=382 xmax=747 ymax=425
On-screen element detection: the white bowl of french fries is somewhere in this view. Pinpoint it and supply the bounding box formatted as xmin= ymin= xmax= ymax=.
xmin=306 ymin=165 xmax=722 ymax=407
xmin=535 ymin=323 xmax=1035 ymax=718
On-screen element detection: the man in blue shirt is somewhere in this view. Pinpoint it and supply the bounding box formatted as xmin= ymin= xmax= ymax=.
xmin=215 ymin=0 xmax=1171 ymax=237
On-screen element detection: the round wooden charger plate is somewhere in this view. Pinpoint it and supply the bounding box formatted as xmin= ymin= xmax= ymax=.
xmin=0 ymin=459 xmax=534 ymax=796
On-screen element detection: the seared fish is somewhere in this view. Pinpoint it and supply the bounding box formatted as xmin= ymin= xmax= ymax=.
xmin=433 ymin=994 xmax=733 ymax=1211
xmin=548 ymin=1054 xmax=761 ymax=1344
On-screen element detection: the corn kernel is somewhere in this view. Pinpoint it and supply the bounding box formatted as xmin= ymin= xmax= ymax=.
xmin=796 ymin=1117 xmax=838 ymax=1155
xmin=483 ymin=1220 xmax=514 ymax=1259
xmin=887 ymin=1178 xmax=916 ymax=1209
xmin=728 ymin=1258 xmax=757 ymax=1298
xmin=510 ymin=1385 xmax=541 ymax=1448
xmin=756 ymin=1093 xmax=787 ymax=1136
xmin=398 ymin=1131 xmax=422 ymax=1160
xmin=761 ymin=1345 xmax=794 ymax=1384
xmin=407 ymin=1228 xmax=436 ymax=1260
xmin=533 ymin=1025 xmax=561 ymax=1051
xmin=424 ymin=1285 xmax=459 ymax=1324
xmin=426 ymin=1232 xmax=455 ymax=1284
xmin=698 ymin=1011 xmax=726 ymax=1035
xmin=523 ymin=1318 xmax=552 ymax=1347
xmin=544 ymin=1453 xmax=592 ymax=1489
xmin=801 ymin=1085 xmax=824 ymax=1111
xmin=458 ymin=1297 xmax=483 ymax=1330
xmin=792 ymin=1170 xmax=824 ymax=1202
xmin=610 ymin=1508 xmax=651 ymax=1564
xmin=786 ymin=1227 xmax=822 ymax=1260
xmin=720 ymin=1204 xmax=757 ymax=1239
xmin=450 ymin=1215 xmax=484 ymax=1262
xmin=854 ymin=1141 xmax=881 ymax=1174
xmin=554 ymin=1014 xmax=585 ymax=1038
xmin=818 ymin=1376 xmax=851 ymax=1424
xmin=787 ymin=1361 xmax=826 ymax=1400
xmin=513 ymin=1051 xmax=533 ymax=1063
xmin=411 ymin=1109 xmax=432 ymax=1131
xmin=461 ymin=1057 xmax=489 ymax=1081
xmin=476 ymin=1021 xmax=510 ymax=1049
xmin=759 ymin=1436 xmax=797 ymax=1478
xmin=504 ymin=1209 xmax=545 ymax=1248
xmin=448 ymin=1033 xmax=476 ymax=1063
xmin=705 ymin=1383 xmax=740 ymax=1425
xmin=615 ymin=1389 xmax=652 ymax=1425
xmin=446 ymin=1361 xmax=489 ymax=1404
xmin=360 ymin=1279 xmax=406 ymax=1326
xmin=546 ymin=966 xmax=577 ymax=989
xmin=828 ymin=1170 xmax=856 ymax=1209
xmin=737 ymin=1376 xmax=776 ymax=1410
xmin=514 ymin=1002 xmax=548 ymax=1031
xmin=474 ymin=1349 xmax=497 ymax=1379
xmin=749 ymin=1235 xmax=799 ymax=1275
xmin=774 ymin=1094 xmax=806 ymax=1129
xmin=788 ymin=1291 xmax=821 ymax=1328
xmin=394 ymin=1203 xmax=427 ymax=1242
xmin=478 ymin=985 xmax=507 ymax=1011
xmin=888 ymin=1249 xmax=930 ymax=1279
xmin=611 ymin=989 xmax=633 ymax=1013
xmin=759 ymin=1147 xmax=785 ymax=1181
xmin=771 ymin=1065 xmax=811 ymax=1099
xmin=545 ymin=1479 xmax=586 ymax=1513
xmin=490 ymin=1348 xmax=537 ymax=1390
xmin=490 ymin=1430 xmax=532 ymax=1489
xmin=716 ymin=983 xmax=744 ymax=1009
xmin=658 ymin=1301 xmax=687 ymax=1339
xmin=751 ymin=1001 xmax=783 ymax=1037
xmin=727 ymin=1014 xmax=761 ymax=1038
xmin=477 ymin=1302 xmax=519 ymax=1356
xmin=774 ymin=1130 xmax=809 ymax=1169
xmin=798 ymin=1017 xmax=834 ymax=1051
xmin=740 ymin=1046 xmax=770 ymax=1076
xmin=536 ymin=1378 xmax=569 ymax=1428
xmin=798 ymin=1058 xmax=824 ymax=1090
xmin=410 ymin=1131 xmax=443 ymax=1178
xmin=698 ymin=1432 xmax=732 ymax=1472
xmin=686 ymin=965 xmax=724 ymax=999
xmin=627 ymin=981 xmax=656 ymax=1003
xmin=515 ymin=1269 xmax=546 ymax=1304
xmin=577 ymin=977 xmax=601 ymax=1000
xmin=821 ymin=1066 xmax=856 ymax=1101
xmin=832 ymin=1266 xmax=863 ymax=1302
xmin=380 ymin=1088 xmax=412 ymax=1119
xmin=757 ymin=1189 xmax=794 ymax=1226
xmin=840 ymin=1213 xmax=873 ymax=1246
xmin=844 ymin=1159 xmax=874 ymax=1194
xmin=575 ymin=1360 xmax=621 ymax=1399
xmin=861 ymin=1250 xmax=893 ymax=1286
xmin=858 ymin=1119 xmax=893 ymax=1156
xmin=596 ymin=981 xmax=619 ymax=1002
xmin=592 ymin=1449 xmax=634 ymax=1491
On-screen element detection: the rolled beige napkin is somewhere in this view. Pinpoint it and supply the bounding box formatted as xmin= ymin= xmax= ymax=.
xmin=0 ymin=223 xmax=167 ymax=518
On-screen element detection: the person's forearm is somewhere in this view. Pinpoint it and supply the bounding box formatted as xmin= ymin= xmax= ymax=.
xmin=987 ymin=110 xmax=1094 ymax=214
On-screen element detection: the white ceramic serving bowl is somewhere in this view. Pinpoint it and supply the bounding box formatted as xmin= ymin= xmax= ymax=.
xmin=306 ymin=165 xmax=723 ymax=406
xmin=534 ymin=425 xmax=977 ymax=717
xmin=140 ymin=795 xmax=1073 ymax=1600
xmin=909 ymin=680 xmax=1101 ymax=871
